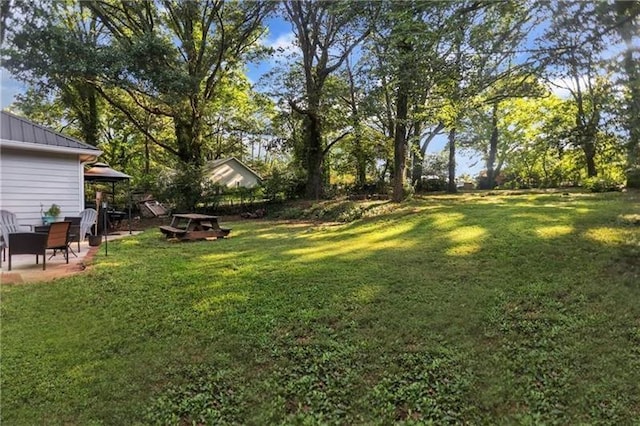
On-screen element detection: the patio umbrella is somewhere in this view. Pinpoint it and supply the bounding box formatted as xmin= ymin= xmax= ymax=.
xmin=84 ymin=162 xmax=132 ymax=235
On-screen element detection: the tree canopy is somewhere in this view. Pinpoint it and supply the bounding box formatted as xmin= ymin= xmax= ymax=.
xmin=2 ymin=0 xmax=639 ymax=205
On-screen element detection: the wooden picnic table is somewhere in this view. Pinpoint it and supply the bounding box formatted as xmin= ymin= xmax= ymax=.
xmin=159 ymin=213 xmax=231 ymax=241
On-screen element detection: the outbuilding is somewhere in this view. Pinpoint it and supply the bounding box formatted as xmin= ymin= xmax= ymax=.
xmin=0 ymin=111 xmax=102 ymax=226
xmin=204 ymin=157 xmax=262 ymax=189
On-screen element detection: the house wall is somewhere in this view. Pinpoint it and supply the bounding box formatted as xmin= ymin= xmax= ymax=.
xmin=0 ymin=147 xmax=86 ymax=226
xmin=207 ymin=160 xmax=260 ymax=188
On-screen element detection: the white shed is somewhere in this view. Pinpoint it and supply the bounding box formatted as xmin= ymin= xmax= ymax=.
xmin=0 ymin=111 xmax=102 ymax=227
xmin=204 ymin=157 xmax=262 ymax=188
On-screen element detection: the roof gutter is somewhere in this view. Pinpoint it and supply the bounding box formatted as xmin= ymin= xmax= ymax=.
xmin=0 ymin=138 xmax=102 ymax=162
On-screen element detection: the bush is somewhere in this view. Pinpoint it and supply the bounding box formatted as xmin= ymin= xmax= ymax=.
xmin=156 ymin=163 xmax=205 ymax=211
xmin=263 ymin=168 xmax=306 ymax=201
xmin=582 ymin=177 xmax=623 ymax=193
xmin=626 ymin=166 xmax=640 ymax=189
xmin=416 ymin=177 xmax=446 ymax=192
xmin=402 ymin=182 xmax=415 ymax=200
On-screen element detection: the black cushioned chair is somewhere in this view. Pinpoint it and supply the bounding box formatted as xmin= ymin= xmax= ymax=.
xmin=8 ymin=221 xmax=71 ymax=271
xmin=64 ymin=216 xmax=82 ymax=253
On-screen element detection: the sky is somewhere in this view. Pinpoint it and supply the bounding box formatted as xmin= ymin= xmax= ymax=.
xmin=0 ymin=14 xmax=485 ymax=177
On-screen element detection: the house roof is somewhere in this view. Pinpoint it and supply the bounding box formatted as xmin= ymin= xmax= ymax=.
xmin=0 ymin=110 xmax=101 ymax=159
xmin=206 ymin=157 xmax=262 ymax=180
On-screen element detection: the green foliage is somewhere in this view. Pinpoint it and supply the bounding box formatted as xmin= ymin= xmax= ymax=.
xmin=582 ymin=176 xmax=623 ymax=193
xmin=270 ymin=201 xmax=367 ymax=222
xmin=43 ymin=203 xmax=60 ymax=217
xmin=401 ymin=182 xmax=415 ymax=201
xmin=157 ymin=163 xmax=205 ymax=211
xmin=368 ymin=351 xmax=473 ymax=422
xmin=262 ymin=167 xmax=306 ymax=201
xmin=626 ymin=166 xmax=640 ymax=189
xmin=145 ymin=366 xmax=243 ymax=425
xmin=270 ymin=199 xmax=396 ymax=223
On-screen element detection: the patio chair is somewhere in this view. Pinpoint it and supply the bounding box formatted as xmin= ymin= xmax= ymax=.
xmin=64 ymin=216 xmax=82 ymax=253
xmin=0 ymin=209 xmax=33 ymax=266
xmin=7 ymin=221 xmax=71 ymax=271
xmin=79 ymin=208 xmax=98 ymax=240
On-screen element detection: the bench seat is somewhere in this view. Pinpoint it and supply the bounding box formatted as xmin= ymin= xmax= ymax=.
xmin=159 ymin=225 xmax=188 ymax=237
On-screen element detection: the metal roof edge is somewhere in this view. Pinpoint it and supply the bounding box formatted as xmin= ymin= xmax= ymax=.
xmin=1 ymin=110 xmax=99 ymax=151
xmin=0 ymin=138 xmax=103 ymax=158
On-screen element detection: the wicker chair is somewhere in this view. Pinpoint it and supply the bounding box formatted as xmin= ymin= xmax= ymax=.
xmin=7 ymin=221 xmax=71 ymax=271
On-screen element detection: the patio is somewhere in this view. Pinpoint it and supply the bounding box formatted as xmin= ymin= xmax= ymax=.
xmin=0 ymin=231 xmax=141 ymax=284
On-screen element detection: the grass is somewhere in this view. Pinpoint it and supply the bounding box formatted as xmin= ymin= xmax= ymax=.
xmin=1 ymin=191 xmax=639 ymax=424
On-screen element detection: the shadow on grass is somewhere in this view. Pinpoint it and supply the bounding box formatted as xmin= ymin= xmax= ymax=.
xmin=1 ymin=192 xmax=639 ymax=424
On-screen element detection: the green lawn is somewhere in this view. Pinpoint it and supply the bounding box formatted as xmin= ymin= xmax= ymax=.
xmin=2 ymin=192 xmax=639 ymax=424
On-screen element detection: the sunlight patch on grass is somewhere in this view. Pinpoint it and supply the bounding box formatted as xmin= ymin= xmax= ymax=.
xmin=120 ymin=239 xmax=141 ymax=246
xmin=94 ymin=261 xmax=122 ymax=268
xmin=199 ymin=252 xmax=242 ymax=263
xmin=536 ymin=225 xmax=574 ymax=239
xmin=255 ymin=231 xmax=290 ymax=240
xmin=444 ymin=226 xmax=486 ymax=256
xmin=286 ymin=223 xmax=417 ymax=261
xmin=351 ymin=284 xmax=382 ymax=303
xmin=512 ymin=212 xmax=560 ymax=222
xmin=287 ymin=236 xmax=415 ymax=261
xmin=193 ymin=292 xmax=248 ymax=314
xmin=446 ymin=243 xmax=482 ymax=256
xmin=431 ymin=212 xmax=466 ymax=230
xmin=448 ymin=226 xmax=487 ymax=243
xmin=583 ymin=227 xmax=628 ymax=245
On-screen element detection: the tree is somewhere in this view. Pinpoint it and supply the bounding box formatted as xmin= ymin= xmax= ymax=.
xmin=3 ymin=0 xmax=105 ymax=145
xmin=283 ymin=0 xmax=377 ymax=199
xmin=612 ymin=1 xmax=640 ymax=187
xmin=84 ymin=0 xmax=273 ymax=209
xmin=539 ymin=1 xmax=615 ymax=179
xmin=368 ymin=1 xmax=459 ymax=201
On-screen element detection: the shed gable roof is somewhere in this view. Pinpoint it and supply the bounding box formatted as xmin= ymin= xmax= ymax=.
xmin=1 ymin=110 xmax=100 ymax=152
xmin=206 ymin=157 xmax=262 ymax=180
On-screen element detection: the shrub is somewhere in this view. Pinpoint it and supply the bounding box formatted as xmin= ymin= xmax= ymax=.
xmin=263 ymin=168 xmax=306 ymax=201
xmin=582 ymin=177 xmax=623 ymax=193
xmin=625 ymin=166 xmax=640 ymax=189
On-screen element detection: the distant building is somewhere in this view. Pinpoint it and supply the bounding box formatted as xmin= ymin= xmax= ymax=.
xmin=204 ymin=157 xmax=262 ymax=189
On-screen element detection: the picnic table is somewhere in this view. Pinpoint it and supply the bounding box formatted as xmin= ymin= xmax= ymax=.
xmin=159 ymin=213 xmax=231 ymax=241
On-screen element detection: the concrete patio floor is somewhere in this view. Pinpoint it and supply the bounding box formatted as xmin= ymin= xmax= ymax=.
xmin=0 ymin=231 xmax=141 ymax=284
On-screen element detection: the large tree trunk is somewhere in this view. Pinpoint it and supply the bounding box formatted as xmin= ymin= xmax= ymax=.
xmin=447 ymin=128 xmax=457 ymax=193
xmin=304 ymin=113 xmax=324 ymax=199
xmin=623 ymin=42 xmax=640 ymax=187
xmin=615 ymin=0 xmax=640 ymax=188
xmin=485 ymin=102 xmax=499 ymax=189
xmin=354 ymin=131 xmax=367 ymax=188
xmin=174 ymin=115 xmax=205 ymax=211
xmin=583 ymin=141 xmax=597 ymax=177
xmin=410 ymin=122 xmax=423 ymax=185
xmin=393 ymin=81 xmax=409 ymax=202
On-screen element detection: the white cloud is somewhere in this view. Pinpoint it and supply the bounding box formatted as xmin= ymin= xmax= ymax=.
xmin=264 ymin=31 xmax=298 ymax=57
xmin=546 ymin=75 xmax=593 ymax=100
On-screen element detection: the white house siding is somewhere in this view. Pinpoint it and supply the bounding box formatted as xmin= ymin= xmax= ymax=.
xmin=208 ymin=160 xmax=260 ymax=188
xmin=0 ymin=147 xmax=86 ymax=227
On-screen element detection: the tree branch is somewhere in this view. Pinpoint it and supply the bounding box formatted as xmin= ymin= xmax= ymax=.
xmin=323 ymin=130 xmax=351 ymax=156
